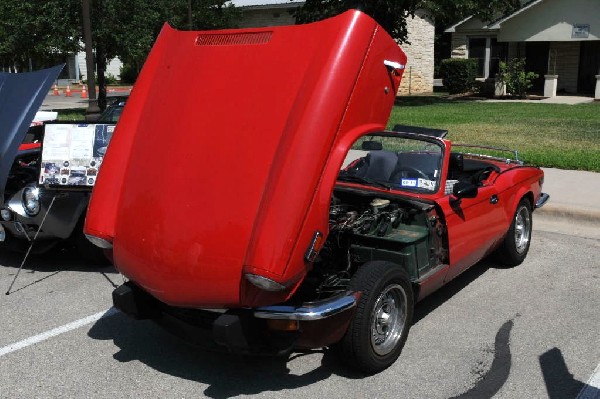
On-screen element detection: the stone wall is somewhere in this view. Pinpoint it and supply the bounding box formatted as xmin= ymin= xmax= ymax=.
xmin=450 ymin=33 xmax=468 ymax=59
xmin=550 ymin=42 xmax=580 ymax=93
xmin=398 ymin=10 xmax=435 ymax=94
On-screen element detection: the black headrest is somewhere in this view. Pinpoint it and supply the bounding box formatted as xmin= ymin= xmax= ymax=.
xmin=449 ymin=152 xmax=464 ymax=172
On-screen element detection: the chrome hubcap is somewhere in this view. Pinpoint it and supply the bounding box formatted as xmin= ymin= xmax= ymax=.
xmin=514 ymin=205 xmax=531 ymax=254
xmin=370 ymin=284 xmax=407 ymax=356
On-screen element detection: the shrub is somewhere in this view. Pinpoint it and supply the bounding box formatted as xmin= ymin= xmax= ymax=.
xmin=497 ymin=58 xmax=538 ymax=98
xmin=105 ymin=73 xmax=118 ymax=85
xmin=439 ymin=58 xmax=478 ymax=94
xmin=120 ymin=63 xmax=139 ymax=84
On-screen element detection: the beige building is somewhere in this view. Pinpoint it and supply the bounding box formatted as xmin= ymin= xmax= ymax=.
xmin=231 ymin=0 xmax=435 ymax=94
xmin=446 ymin=0 xmax=600 ymax=96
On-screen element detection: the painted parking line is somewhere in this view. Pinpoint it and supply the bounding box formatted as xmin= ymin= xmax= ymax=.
xmin=577 ymin=361 xmax=600 ymax=399
xmin=0 ymin=308 xmax=118 ymax=357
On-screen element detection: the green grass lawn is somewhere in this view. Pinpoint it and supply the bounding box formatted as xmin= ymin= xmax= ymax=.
xmin=56 ymin=97 xmax=599 ymax=172
xmin=388 ymin=98 xmax=600 ymax=172
xmin=57 ymin=108 xmax=86 ymax=120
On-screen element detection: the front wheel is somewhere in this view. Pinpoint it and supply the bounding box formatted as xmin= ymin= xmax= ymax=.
xmin=496 ymin=198 xmax=532 ymax=266
xmin=337 ymin=261 xmax=414 ymax=374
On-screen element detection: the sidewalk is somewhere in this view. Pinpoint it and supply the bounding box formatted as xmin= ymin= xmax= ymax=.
xmin=534 ymin=167 xmax=600 ymax=239
xmin=485 ymin=95 xmax=595 ymax=105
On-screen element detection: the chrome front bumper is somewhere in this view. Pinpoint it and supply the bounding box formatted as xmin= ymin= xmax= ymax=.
xmin=254 ymin=291 xmax=360 ymax=321
xmin=535 ymin=192 xmax=550 ymax=209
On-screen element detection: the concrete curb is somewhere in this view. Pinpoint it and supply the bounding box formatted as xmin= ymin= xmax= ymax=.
xmin=536 ymin=203 xmax=600 ymax=225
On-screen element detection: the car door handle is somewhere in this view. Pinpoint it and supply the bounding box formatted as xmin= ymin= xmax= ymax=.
xmin=490 ymin=195 xmax=499 ymax=204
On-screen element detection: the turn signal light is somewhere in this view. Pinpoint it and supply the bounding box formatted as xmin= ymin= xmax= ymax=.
xmin=267 ymin=319 xmax=299 ymax=331
xmin=304 ymin=231 xmax=324 ymax=262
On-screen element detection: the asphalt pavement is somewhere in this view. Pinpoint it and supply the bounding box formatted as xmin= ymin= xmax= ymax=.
xmin=40 ymin=88 xmax=131 ymax=110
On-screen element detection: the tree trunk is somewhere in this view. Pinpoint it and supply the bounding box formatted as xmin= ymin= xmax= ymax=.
xmin=82 ymin=0 xmax=100 ymax=118
xmin=96 ymin=44 xmax=107 ymax=111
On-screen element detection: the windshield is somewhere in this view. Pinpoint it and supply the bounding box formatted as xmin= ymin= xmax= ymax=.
xmin=338 ymin=133 xmax=443 ymax=194
xmin=99 ymin=105 xmax=123 ymax=123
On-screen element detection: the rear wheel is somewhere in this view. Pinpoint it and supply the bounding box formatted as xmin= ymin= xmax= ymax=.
xmin=338 ymin=261 xmax=413 ymax=374
xmin=497 ymin=198 xmax=532 ymax=266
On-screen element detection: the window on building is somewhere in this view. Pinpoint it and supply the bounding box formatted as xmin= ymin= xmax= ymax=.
xmin=469 ymin=38 xmax=487 ymax=77
xmin=468 ymin=37 xmax=508 ymax=78
xmin=490 ymin=39 xmax=508 ymax=77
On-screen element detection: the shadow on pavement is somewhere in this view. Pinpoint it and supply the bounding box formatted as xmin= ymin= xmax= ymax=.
xmin=85 ymin=257 xmax=509 ymax=396
xmin=1 ymin=247 xmax=117 ymax=295
xmin=413 ymin=258 xmax=495 ymax=324
xmin=0 ymin=246 xmax=116 ymax=273
xmin=88 ymin=311 xmax=365 ymax=398
xmin=540 ymin=347 xmax=593 ymax=399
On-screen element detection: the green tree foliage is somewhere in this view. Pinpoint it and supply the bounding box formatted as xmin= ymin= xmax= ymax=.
xmin=295 ymin=0 xmax=522 ymax=43
xmin=420 ymin=0 xmax=522 ymax=28
xmin=0 ymin=0 xmax=239 ymax=106
xmin=111 ymin=0 xmax=240 ymax=74
xmin=0 ymin=0 xmax=81 ymax=72
xmin=295 ymin=0 xmax=419 ymax=42
xmin=86 ymin=0 xmax=239 ymax=107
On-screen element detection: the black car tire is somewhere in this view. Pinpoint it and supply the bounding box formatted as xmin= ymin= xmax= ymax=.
xmin=337 ymin=261 xmax=414 ymax=374
xmin=496 ymin=198 xmax=532 ymax=266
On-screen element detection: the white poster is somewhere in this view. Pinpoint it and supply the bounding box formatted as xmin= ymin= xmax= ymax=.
xmin=40 ymin=123 xmax=115 ymax=188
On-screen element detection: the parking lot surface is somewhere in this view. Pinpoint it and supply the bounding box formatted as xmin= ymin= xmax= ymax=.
xmin=1 ymin=225 xmax=599 ymax=398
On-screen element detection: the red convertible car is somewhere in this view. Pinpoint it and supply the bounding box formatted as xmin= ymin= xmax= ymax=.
xmin=84 ymin=11 xmax=548 ymax=373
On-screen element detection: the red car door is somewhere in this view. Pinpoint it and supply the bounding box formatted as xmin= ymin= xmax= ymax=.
xmin=439 ymin=184 xmax=507 ymax=282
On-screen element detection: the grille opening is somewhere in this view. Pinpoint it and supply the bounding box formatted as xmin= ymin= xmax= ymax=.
xmin=196 ymin=32 xmax=273 ymax=46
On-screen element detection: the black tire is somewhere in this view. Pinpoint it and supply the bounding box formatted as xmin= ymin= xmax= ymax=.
xmin=338 ymin=261 xmax=414 ymax=374
xmin=496 ymin=198 xmax=532 ymax=266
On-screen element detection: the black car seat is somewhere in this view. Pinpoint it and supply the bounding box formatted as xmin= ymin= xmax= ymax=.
xmin=448 ymin=152 xmax=464 ymax=180
xmin=356 ymin=150 xmax=399 ymax=181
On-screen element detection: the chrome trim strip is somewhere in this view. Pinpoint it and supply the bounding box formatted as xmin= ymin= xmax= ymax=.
xmin=452 ymin=143 xmax=522 ymax=164
xmin=535 ymin=193 xmax=550 ymax=209
xmin=254 ymin=292 xmax=359 ymax=321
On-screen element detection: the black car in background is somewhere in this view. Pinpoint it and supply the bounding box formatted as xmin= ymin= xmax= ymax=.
xmin=0 ymin=84 xmax=125 ymax=263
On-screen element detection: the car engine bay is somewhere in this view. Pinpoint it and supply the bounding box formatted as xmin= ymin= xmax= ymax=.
xmin=294 ymin=188 xmax=448 ymax=303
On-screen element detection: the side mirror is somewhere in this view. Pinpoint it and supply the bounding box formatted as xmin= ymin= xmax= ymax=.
xmin=361 ymin=141 xmax=382 ymax=151
xmin=452 ymin=181 xmax=478 ymax=199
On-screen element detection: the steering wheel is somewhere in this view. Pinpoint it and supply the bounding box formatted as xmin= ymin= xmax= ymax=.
xmin=394 ymin=166 xmax=429 ymax=180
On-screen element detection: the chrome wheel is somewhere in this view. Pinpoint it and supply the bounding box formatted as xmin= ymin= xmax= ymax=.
xmin=514 ymin=205 xmax=531 ymax=255
xmin=338 ymin=261 xmax=414 ymax=373
xmin=370 ymin=284 xmax=407 ymax=356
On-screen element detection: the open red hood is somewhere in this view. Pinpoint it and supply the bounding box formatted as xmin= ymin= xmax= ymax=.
xmin=86 ymin=10 xmax=406 ymax=307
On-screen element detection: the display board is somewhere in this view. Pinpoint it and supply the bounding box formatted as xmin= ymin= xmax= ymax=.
xmin=39 ymin=123 xmax=115 ymax=188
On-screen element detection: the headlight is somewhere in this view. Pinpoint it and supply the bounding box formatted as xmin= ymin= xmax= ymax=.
xmin=244 ymin=274 xmax=287 ymax=292
xmin=22 ymin=187 xmax=40 ymax=216
xmin=85 ymin=234 xmax=113 ymax=249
